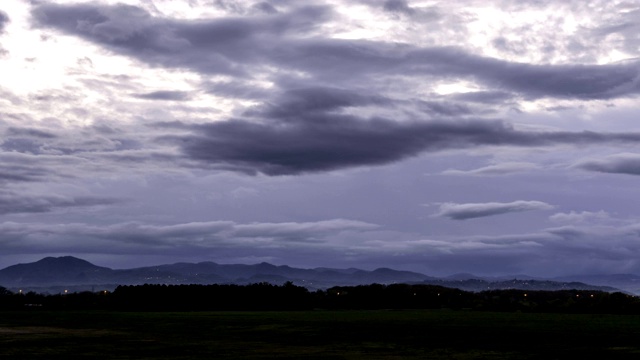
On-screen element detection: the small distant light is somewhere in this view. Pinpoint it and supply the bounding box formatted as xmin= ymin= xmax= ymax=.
xmin=64 ymin=289 xmax=68 ymax=293
xmin=18 ymin=289 xmax=22 ymax=294
xmin=590 ymin=294 xmax=594 ymax=298
xmin=524 ymin=293 xmax=528 ymax=297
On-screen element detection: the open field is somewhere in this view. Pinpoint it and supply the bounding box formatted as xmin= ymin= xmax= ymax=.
xmin=2 ymin=310 xmax=640 ymax=359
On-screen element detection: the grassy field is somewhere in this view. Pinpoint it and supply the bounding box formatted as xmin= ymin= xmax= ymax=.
xmin=2 ymin=309 xmax=640 ymax=359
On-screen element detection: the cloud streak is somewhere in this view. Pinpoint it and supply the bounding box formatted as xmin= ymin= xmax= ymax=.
xmin=132 ymin=90 xmax=192 ymax=101
xmin=441 ymin=162 xmax=540 ymax=176
xmin=0 ymin=219 xmax=379 ymax=255
xmin=433 ymin=201 xmax=554 ymax=220
xmin=170 ymin=108 xmax=640 ymax=175
xmin=549 ymin=211 xmax=613 ymax=225
xmin=575 ymin=153 xmax=640 ymax=175
xmin=0 ymin=191 xmax=121 ymax=215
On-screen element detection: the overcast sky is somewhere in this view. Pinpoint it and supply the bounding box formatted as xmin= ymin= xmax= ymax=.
xmin=1 ymin=0 xmax=640 ymax=276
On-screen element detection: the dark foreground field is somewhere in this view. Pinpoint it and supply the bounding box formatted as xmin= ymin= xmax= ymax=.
xmin=2 ymin=310 xmax=640 ymax=359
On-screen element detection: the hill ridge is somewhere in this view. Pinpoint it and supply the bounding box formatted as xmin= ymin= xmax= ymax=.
xmin=0 ymin=256 xmax=629 ymax=294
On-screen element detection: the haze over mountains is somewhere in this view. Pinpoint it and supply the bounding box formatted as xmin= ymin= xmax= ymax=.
xmin=0 ymin=256 xmax=633 ymax=295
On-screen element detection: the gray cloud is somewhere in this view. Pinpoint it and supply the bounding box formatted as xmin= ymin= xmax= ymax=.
xmin=248 ymin=87 xmax=394 ymax=118
xmin=32 ymin=3 xmax=333 ymax=77
xmin=11 ymin=0 xmax=640 ymax=180
xmin=406 ymin=47 xmax=640 ymax=100
xmin=433 ymin=201 xmax=554 ymax=220
xmin=132 ymin=90 xmax=192 ymax=101
xmin=168 ymin=117 xmax=516 ymax=175
xmin=549 ymin=211 xmax=612 ymax=225
xmin=32 ymin=3 xmax=640 ymax=101
xmin=165 ymin=86 xmax=640 ymax=175
xmin=0 ymin=191 xmax=121 ymax=215
xmin=6 ymin=127 xmax=57 ymax=139
xmin=380 ymin=0 xmax=442 ymax=22
xmin=205 ymin=80 xmax=271 ymax=99
xmin=284 ymin=42 xmax=640 ymax=101
xmin=0 ymin=163 xmax=57 ymax=183
xmin=0 ymin=11 xmax=8 ymax=34
xmin=590 ymin=3 xmax=640 ymax=57
xmin=1 ymin=138 xmax=43 ymax=154
xmin=252 ymin=2 xmax=279 ymax=15
xmin=0 ymin=151 xmax=89 ymax=184
xmin=3 ymin=214 xmax=640 ymax=277
xmin=383 ymin=0 xmax=415 ymax=15
xmin=411 ymin=223 xmax=640 ymax=276
xmin=0 ymin=218 xmax=378 ymax=256
xmin=575 ymin=153 xmax=640 ymax=175
xmin=449 ymin=91 xmax=515 ymax=104
xmin=417 ymin=100 xmax=473 ymax=117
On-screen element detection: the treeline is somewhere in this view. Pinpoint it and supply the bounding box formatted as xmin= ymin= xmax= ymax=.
xmin=1 ymin=282 xmax=639 ymax=314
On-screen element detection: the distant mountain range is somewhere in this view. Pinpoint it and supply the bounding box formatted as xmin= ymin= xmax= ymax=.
xmin=0 ymin=256 xmax=630 ymax=294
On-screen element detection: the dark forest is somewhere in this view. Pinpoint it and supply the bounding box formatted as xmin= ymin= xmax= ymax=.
xmin=1 ymin=282 xmax=638 ymax=314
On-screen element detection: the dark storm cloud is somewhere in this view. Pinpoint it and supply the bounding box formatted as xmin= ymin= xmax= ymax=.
xmin=249 ymin=87 xmax=393 ymax=118
xmin=164 ymin=86 xmax=640 ymax=175
xmin=575 ymin=153 xmax=640 ymax=175
xmin=173 ymin=117 xmax=640 ymax=176
xmin=433 ymin=201 xmax=554 ymax=220
xmin=32 ymin=3 xmax=640 ymax=101
xmin=132 ymin=90 xmax=192 ymax=101
xmin=168 ymin=117 xmax=508 ymax=175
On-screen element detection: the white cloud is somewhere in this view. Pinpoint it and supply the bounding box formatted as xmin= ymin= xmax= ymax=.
xmin=549 ymin=210 xmax=613 ymax=224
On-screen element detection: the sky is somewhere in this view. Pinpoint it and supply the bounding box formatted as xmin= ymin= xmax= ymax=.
xmin=1 ymin=0 xmax=640 ymax=277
